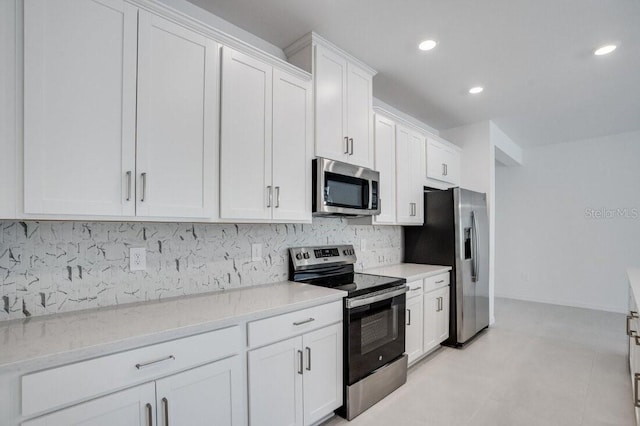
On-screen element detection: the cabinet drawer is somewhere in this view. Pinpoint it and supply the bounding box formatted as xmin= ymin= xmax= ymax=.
xmin=22 ymin=326 xmax=241 ymax=417
xmin=248 ymin=301 xmax=342 ymax=348
xmin=407 ymin=280 xmax=424 ymax=298
xmin=423 ymin=272 xmax=450 ymax=292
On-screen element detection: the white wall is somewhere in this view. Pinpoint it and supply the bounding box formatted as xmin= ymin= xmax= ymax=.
xmin=495 ymin=130 xmax=640 ymax=313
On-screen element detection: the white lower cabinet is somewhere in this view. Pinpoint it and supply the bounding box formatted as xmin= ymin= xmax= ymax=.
xmin=23 ymin=357 xmax=243 ymax=426
xmin=404 ymin=273 xmax=450 ymax=366
xmin=22 ymin=383 xmax=156 ymax=426
xmin=405 ymin=283 xmax=424 ymax=365
xmin=627 ymin=285 xmax=640 ymax=425
xmin=248 ymin=323 xmax=342 ymax=426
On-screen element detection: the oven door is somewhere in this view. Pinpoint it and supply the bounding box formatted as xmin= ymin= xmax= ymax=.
xmin=345 ymin=288 xmax=407 ymax=385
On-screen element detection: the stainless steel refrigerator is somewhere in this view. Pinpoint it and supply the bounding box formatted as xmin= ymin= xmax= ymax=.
xmin=404 ymin=187 xmax=489 ymax=347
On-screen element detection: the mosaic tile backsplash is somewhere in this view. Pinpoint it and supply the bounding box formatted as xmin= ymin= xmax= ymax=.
xmin=0 ymin=219 xmax=402 ymax=321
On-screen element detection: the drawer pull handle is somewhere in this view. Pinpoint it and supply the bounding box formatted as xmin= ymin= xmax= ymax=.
xmin=293 ymin=318 xmax=315 ymax=326
xmin=435 ymin=280 xmax=445 ymax=284
xmin=135 ymin=355 xmax=175 ymax=370
xmin=629 ymin=311 xmax=639 ymax=336
xmin=146 ymin=403 xmax=153 ymax=426
xmin=410 ymin=288 xmax=422 ymax=292
xmin=162 ymin=397 xmax=169 ymax=426
xmin=635 ymin=373 xmax=640 ymax=407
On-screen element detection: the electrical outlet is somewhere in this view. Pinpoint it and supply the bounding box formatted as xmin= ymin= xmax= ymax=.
xmin=130 ymin=247 xmax=146 ymax=271
xmin=251 ymin=243 xmax=262 ymax=262
xmin=360 ymin=239 xmax=367 ymax=251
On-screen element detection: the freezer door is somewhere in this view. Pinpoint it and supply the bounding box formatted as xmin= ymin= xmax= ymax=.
xmin=453 ymin=188 xmax=490 ymax=343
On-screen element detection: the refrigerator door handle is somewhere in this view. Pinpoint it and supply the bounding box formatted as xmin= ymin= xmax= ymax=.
xmin=471 ymin=210 xmax=479 ymax=282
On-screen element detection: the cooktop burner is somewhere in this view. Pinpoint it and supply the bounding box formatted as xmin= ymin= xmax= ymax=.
xmin=288 ymin=245 xmax=405 ymax=298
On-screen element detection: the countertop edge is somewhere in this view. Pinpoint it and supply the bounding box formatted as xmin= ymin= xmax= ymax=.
xmin=0 ymin=286 xmax=347 ymax=373
xmin=364 ymin=263 xmax=453 ymax=282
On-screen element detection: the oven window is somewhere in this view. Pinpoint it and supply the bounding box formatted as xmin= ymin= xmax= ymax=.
xmin=324 ymin=172 xmax=369 ymax=209
xmin=360 ymin=305 xmax=398 ymax=355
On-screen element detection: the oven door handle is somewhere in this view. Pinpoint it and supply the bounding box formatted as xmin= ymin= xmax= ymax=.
xmin=346 ymin=286 xmax=408 ymax=309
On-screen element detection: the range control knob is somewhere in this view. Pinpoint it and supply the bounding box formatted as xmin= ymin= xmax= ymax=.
xmin=343 ymin=249 xmax=349 ymax=255
xmin=303 ymin=252 xmax=310 ymax=259
xmin=295 ymin=253 xmax=303 ymax=260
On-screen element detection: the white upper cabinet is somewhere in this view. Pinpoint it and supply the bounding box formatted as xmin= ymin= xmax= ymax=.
xmin=426 ymin=137 xmax=461 ymax=187
xmin=220 ymin=46 xmax=312 ymax=222
xmin=314 ymin=45 xmax=348 ymax=162
xmin=0 ymin=0 xmax=17 ymax=219
xmin=272 ymin=69 xmax=313 ymax=222
xmin=136 ymin=11 xmax=218 ymax=219
xmin=286 ymin=33 xmax=376 ymax=169
xmin=23 ymin=0 xmax=138 ymax=216
xmin=396 ymin=125 xmax=425 ymax=225
xmin=220 ymin=47 xmax=273 ymax=221
xmin=373 ymin=114 xmax=396 ymax=225
xmin=345 ymin=63 xmax=374 ymax=167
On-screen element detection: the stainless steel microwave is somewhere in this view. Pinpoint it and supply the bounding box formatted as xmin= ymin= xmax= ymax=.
xmin=312 ymin=157 xmax=380 ymax=217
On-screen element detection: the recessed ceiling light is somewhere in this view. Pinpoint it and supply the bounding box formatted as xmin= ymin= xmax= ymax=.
xmin=594 ymin=44 xmax=617 ymax=56
xmin=418 ymin=40 xmax=437 ymax=51
xmin=469 ymin=86 xmax=484 ymax=94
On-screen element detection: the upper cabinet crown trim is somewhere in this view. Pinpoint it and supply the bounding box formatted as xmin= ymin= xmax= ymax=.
xmin=284 ymin=31 xmax=377 ymax=77
xmin=128 ymin=0 xmax=311 ymax=81
xmin=374 ymin=107 xmax=431 ymax=139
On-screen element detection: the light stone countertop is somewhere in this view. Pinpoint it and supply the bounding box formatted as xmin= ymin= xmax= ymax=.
xmin=0 ymin=282 xmax=346 ymax=372
xmin=628 ymin=268 xmax=640 ymax=308
xmin=364 ymin=263 xmax=452 ymax=282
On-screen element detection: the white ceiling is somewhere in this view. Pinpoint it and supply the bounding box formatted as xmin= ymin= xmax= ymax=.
xmin=187 ymin=0 xmax=640 ymax=147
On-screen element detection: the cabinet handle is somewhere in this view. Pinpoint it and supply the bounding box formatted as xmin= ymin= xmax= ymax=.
xmin=407 ymin=308 xmax=411 ymax=326
xmin=445 ymin=164 xmax=448 ymax=176
xmin=629 ymin=311 xmax=639 ymax=335
xmin=298 ymin=350 xmax=303 ymax=375
xmin=162 ymin=397 xmax=169 ymax=426
xmin=293 ymin=317 xmax=315 ymax=326
xmin=275 ymin=186 xmax=280 ymax=208
xmin=125 ymin=171 xmax=132 ymax=202
xmin=140 ymin=172 xmax=147 ymax=202
xmin=266 ymin=186 xmax=272 ymax=208
xmin=442 ymin=163 xmax=446 ymax=176
xmin=135 ymin=355 xmax=175 ymax=370
xmin=631 ymin=330 xmax=640 ymax=346
xmin=410 ymin=287 xmax=422 ymax=292
xmin=306 ymin=346 xmax=311 ymax=371
xmin=344 ymin=136 xmax=349 ymax=154
xmin=635 ymin=373 xmax=640 ymax=407
xmin=146 ymin=403 xmax=153 ymax=426
xmin=435 ymin=280 xmax=444 ymax=284
xmin=349 ymin=138 xmax=354 ymax=155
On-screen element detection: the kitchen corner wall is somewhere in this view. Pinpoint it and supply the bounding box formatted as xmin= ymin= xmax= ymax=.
xmin=0 ymin=219 xmax=402 ymax=321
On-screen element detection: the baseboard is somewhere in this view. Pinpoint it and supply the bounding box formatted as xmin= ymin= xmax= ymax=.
xmin=494 ymin=293 xmax=626 ymax=314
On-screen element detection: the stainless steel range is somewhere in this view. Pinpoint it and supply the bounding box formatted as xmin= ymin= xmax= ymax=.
xmin=289 ymin=245 xmax=408 ymax=420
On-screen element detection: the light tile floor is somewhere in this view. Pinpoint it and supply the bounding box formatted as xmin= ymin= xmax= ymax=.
xmin=324 ymin=297 xmax=634 ymax=426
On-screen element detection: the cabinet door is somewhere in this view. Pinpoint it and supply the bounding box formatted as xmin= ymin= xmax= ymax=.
xmin=395 ymin=125 xmax=413 ymax=224
xmin=409 ymin=131 xmax=426 ymax=223
xmin=426 ymin=139 xmax=446 ymax=182
xmin=22 ymin=383 xmax=155 ymax=426
xmin=423 ymin=290 xmax=439 ymax=352
xmin=135 ymin=12 xmax=218 ymax=219
xmin=372 ymin=114 xmax=396 ymax=225
xmin=443 ymin=147 xmax=461 ymax=186
xmin=248 ymin=336 xmax=303 ymax=426
xmin=23 ymin=0 xmax=137 ymax=216
xmin=220 ymin=47 xmax=273 ymax=220
xmin=155 ymin=356 xmax=245 ymax=426
xmin=0 ymin=0 xmax=17 ymax=218
xmin=346 ymin=63 xmax=373 ymax=168
xmin=314 ymin=44 xmax=348 ymax=162
xmin=272 ymin=69 xmax=312 ymax=222
xmin=406 ymin=294 xmax=424 ymax=365
xmin=436 ymin=286 xmax=450 ymax=343
xmin=302 ymin=324 xmax=343 ymax=426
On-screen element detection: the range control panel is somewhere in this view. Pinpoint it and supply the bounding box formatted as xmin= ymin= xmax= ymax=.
xmin=289 ymin=245 xmax=357 ymax=269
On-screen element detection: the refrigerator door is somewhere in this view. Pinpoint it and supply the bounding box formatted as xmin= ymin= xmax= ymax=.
xmin=453 ymin=188 xmax=490 ymax=343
